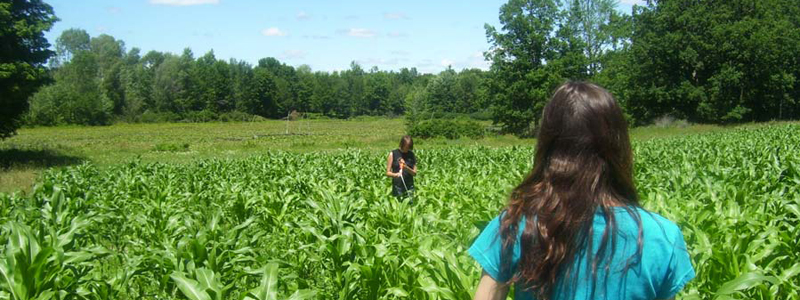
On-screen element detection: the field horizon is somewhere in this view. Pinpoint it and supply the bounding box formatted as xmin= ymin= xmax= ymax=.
xmin=1 ymin=118 xmax=795 ymax=195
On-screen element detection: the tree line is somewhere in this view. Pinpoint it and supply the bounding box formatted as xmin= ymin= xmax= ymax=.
xmin=3 ymin=0 xmax=800 ymax=138
xmin=26 ymin=28 xmax=491 ymax=126
xmin=486 ymin=0 xmax=800 ymax=135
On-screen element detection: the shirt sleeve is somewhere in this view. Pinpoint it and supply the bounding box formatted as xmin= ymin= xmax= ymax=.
xmin=468 ymin=215 xmax=518 ymax=282
xmin=656 ymin=227 xmax=696 ymax=299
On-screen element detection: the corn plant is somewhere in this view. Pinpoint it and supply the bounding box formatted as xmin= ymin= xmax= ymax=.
xmin=0 ymin=124 xmax=798 ymax=299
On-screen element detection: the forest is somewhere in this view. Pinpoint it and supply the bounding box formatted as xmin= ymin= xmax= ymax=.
xmin=4 ymin=0 xmax=800 ymax=137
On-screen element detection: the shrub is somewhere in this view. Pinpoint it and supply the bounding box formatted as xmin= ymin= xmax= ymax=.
xmin=25 ymin=84 xmax=65 ymax=126
xmin=302 ymin=112 xmax=331 ymax=120
xmin=183 ymin=110 xmax=217 ymax=123
xmin=424 ymin=111 xmax=488 ymax=120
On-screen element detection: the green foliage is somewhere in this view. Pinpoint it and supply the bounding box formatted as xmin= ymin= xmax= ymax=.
xmin=485 ymin=0 xmax=800 ymax=133
xmin=218 ymin=111 xmax=264 ymax=122
xmin=152 ymin=142 xmax=190 ymax=152
xmin=409 ymin=119 xmax=485 ymax=139
xmin=635 ymin=124 xmax=800 ymax=299
xmin=25 ymin=84 xmax=66 ymax=126
xmin=53 ymin=28 xmax=89 ymax=66
xmin=1 ymin=124 xmax=799 ymax=299
xmin=91 ymin=34 xmax=126 ymax=115
xmin=17 ymin=0 xmax=800 ymax=130
xmin=25 ymin=35 xmax=478 ymax=126
xmin=484 ymin=0 xmax=575 ymax=136
xmin=0 ymin=0 xmax=58 ymax=139
xmin=484 ymin=0 xmax=636 ymax=136
xmin=402 ymin=67 xmax=490 ymax=134
xmin=0 ymin=186 xmax=111 ymax=299
xmin=183 ymin=109 xmax=217 ymax=123
xmin=403 ymin=85 xmax=427 ymax=131
xmin=425 ymin=68 xmax=460 ymax=114
xmin=421 ymin=67 xmax=489 ymax=116
xmin=136 ymin=110 xmax=182 ymax=123
xmin=425 ymin=111 xmax=492 ymax=121
xmin=627 ymin=0 xmax=800 ymax=124
xmin=27 ymin=30 xmax=115 ymax=126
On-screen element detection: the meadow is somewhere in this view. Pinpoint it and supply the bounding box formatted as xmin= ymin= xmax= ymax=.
xmin=0 ymin=120 xmax=798 ymax=299
xmin=0 ymin=118 xmax=753 ymax=194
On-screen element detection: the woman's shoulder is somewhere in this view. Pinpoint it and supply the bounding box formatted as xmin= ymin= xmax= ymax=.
xmin=622 ymin=207 xmax=685 ymax=244
xmin=483 ymin=211 xmax=527 ymax=238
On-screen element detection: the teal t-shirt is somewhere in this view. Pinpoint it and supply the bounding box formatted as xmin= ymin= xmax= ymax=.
xmin=468 ymin=207 xmax=695 ymax=300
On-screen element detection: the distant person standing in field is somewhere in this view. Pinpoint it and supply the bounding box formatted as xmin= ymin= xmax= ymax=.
xmin=470 ymin=82 xmax=695 ymax=300
xmin=385 ymin=135 xmax=417 ymax=200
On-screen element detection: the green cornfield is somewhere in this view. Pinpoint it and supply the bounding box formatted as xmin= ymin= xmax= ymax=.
xmin=1 ymin=124 xmax=798 ymax=300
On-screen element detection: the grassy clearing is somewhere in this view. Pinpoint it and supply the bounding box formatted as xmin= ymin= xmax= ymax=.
xmin=0 ymin=118 xmax=796 ymax=194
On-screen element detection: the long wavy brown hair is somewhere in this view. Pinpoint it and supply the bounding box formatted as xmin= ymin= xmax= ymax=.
xmin=499 ymin=81 xmax=642 ymax=299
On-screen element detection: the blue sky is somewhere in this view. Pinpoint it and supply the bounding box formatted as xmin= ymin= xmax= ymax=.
xmin=44 ymin=0 xmax=645 ymax=74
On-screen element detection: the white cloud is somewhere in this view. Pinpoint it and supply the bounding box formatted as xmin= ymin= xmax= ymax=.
xmin=384 ymin=12 xmax=409 ymax=20
xmin=439 ymin=50 xmax=490 ymax=70
xmin=467 ymin=57 xmax=490 ymax=70
xmin=297 ymin=11 xmax=311 ymax=20
xmin=96 ymin=26 xmax=107 ymax=33
xmin=464 ymin=50 xmax=491 ymax=70
xmin=440 ymin=59 xmax=455 ymax=67
xmin=619 ymin=0 xmax=645 ymax=5
xmin=261 ymin=27 xmax=287 ymax=37
xmin=106 ymin=7 xmax=121 ymax=14
xmin=281 ymin=50 xmax=306 ymax=59
xmin=149 ymin=0 xmax=219 ymax=6
xmin=387 ymin=32 xmax=408 ymax=38
xmin=342 ymin=28 xmax=377 ymax=38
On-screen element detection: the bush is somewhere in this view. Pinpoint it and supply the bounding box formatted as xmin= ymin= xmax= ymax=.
xmin=424 ymin=111 xmax=489 ymax=120
xmin=25 ymin=83 xmax=113 ymax=126
xmin=136 ymin=110 xmax=264 ymax=124
xmin=409 ymin=119 xmax=485 ymax=139
xmin=25 ymin=84 xmax=65 ymax=126
xmin=218 ymin=111 xmax=263 ymax=122
xmin=183 ymin=110 xmax=217 ymax=123
xmin=302 ymin=112 xmax=331 ymax=120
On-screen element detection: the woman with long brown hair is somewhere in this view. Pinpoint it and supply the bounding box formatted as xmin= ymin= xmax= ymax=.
xmin=469 ymin=82 xmax=694 ymax=300
xmin=386 ymin=135 xmax=417 ymax=199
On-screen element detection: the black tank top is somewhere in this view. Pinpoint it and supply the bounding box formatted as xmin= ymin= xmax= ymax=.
xmin=391 ymin=149 xmax=416 ymax=190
